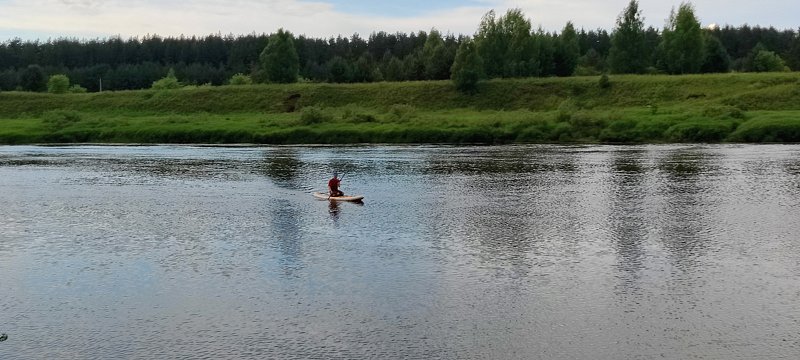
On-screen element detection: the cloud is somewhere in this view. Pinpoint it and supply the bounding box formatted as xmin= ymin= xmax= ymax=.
xmin=0 ymin=0 xmax=493 ymax=39
xmin=58 ymin=0 xmax=101 ymax=8
xmin=0 ymin=0 xmax=797 ymax=41
xmin=497 ymin=0 xmax=800 ymax=30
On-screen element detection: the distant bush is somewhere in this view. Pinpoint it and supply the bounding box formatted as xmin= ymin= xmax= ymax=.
xmin=644 ymin=67 xmax=663 ymax=75
xmin=728 ymin=118 xmax=800 ymax=142
xmin=598 ymin=74 xmax=611 ymax=89
xmin=599 ymin=119 xmax=639 ymax=142
xmin=299 ymin=106 xmax=332 ymax=125
xmin=386 ymin=104 xmax=417 ymax=122
xmin=516 ymin=125 xmax=549 ymax=142
xmin=341 ymin=105 xmax=378 ymax=123
xmin=41 ymin=110 xmax=83 ymax=129
xmin=568 ymin=111 xmax=608 ymax=139
xmin=69 ymin=84 xmax=87 ymax=93
xmin=151 ymin=68 xmax=181 ymax=90
xmin=556 ymin=99 xmax=579 ymax=122
xmin=664 ymin=121 xmax=734 ymax=142
xmin=573 ymin=65 xmax=601 ymax=76
xmin=348 ymin=113 xmax=377 ymax=123
xmin=752 ymin=50 xmax=787 ymax=72
xmin=701 ymin=105 xmax=745 ymax=120
xmin=550 ymin=122 xmax=575 ymax=141
xmin=635 ymin=119 xmax=675 ymax=140
xmin=47 ymin=74 xmax=70 ymax=94
xmin=596 ymin=118 xmax=679 ymax=143
xmin=229 ymin=73 xmax=253 ymax=85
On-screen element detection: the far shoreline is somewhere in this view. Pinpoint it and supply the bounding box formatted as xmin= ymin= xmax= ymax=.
xmin=2 ymin=73 xmax=800 ymax=145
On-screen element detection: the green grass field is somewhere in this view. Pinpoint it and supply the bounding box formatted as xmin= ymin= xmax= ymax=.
xmin=1 ymin=73 xmax=799 ymax=144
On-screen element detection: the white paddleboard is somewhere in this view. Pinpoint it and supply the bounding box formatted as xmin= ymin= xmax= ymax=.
xmin=312 ymin=192 xmax=364 ymax=202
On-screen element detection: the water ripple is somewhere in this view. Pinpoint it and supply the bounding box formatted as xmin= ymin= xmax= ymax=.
xmin=1 ymin=144 xmax=799 ymax=359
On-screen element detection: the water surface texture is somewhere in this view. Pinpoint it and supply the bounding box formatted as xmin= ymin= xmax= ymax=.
xmin=1 ymin=145 xmax=799 ymax=359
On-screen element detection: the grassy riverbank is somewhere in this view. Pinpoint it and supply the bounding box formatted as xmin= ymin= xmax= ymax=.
xmin=1 ymin=73 xmax=800 ymax=144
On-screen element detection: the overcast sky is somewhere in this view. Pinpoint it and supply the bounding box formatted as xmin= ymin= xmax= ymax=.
xmin=1 ymin=0 xmax=798 ymax=41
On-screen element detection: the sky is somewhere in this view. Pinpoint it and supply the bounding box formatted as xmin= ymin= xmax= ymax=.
xmin=0 ymin=0 xmax=798 ymax=41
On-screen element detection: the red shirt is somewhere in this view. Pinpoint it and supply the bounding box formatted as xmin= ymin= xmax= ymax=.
xmin=328 ymin=178 xmax=341 ymax=191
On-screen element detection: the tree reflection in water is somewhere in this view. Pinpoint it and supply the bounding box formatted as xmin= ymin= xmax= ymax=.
xmin=259 ymin=148 xmax=303 ymax=189
xmin=655 ymin=149 xmax=716 ymax=272
xmin=608 ymin=149 xmax=648 ymax=295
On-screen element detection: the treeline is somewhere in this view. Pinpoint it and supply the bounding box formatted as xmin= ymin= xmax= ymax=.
xmin=1 ymin=0 xmax=799 ymax=92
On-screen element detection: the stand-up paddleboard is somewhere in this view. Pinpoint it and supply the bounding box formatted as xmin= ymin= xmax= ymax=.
xmin=312 ymin=192 xmax=364 ymax=202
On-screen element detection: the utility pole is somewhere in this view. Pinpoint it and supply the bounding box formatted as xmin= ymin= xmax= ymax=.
xmin=99 ymin=77 xmax=103 ymax=92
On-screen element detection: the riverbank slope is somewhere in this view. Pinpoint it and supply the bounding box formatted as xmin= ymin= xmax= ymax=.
xmin=1 ymin=73 xmax=799 ymax=144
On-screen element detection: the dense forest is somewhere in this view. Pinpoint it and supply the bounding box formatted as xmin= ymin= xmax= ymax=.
xmin=1 ymin=0 xmax=798 ymax=92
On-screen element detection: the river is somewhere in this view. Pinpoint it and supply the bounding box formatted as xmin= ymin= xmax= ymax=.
xmin=1 ymin=144 xmax=798 ymax=359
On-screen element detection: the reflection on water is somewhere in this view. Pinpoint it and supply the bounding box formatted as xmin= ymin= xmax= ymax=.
xmin=608 ymin=150 xmax=648 ymax=291
xmin=259 ymin=148 xmax=303 ymax=187
xmin=1 ymin=144 xmax=799 ymax=359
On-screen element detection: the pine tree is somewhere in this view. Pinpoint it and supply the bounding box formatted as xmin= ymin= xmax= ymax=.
xmin=327 ymin=56 xmax=351 ymax=83
xmin=421 ymin=29 xmax=451 ymax=80
xmin=554 ymin=22 xmax=580 ymax=77
xmin=383 ymin=56 xmax=405 ymax=82
xmin=20 ymin=64 xmax=46 ymax=92
xmin=536 ymin=30 xmax=556 ymax=77
xmin=701 ymin=33 xmax=731 ymax=73
xmin=351 ymin=54 xmax=376 ymax=83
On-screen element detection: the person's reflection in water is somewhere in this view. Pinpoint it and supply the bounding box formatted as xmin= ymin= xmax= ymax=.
xmin=329 ymin=201 xmax=340 ymax=221
xmin=327 ymin=200 xmax=364 ymax=222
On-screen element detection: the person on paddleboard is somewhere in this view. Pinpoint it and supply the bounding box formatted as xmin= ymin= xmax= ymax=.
xmin=328 ymin=172 xmax=344 ymax=197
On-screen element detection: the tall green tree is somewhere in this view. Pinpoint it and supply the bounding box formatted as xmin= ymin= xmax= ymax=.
xmin=421 ymin=29 xmax=451 ymax=80
xmin=260 ymin=29 xmax=299 ymax=83
xmin=474 ymin=10 xmax=505 ymax=78
xmin=554 ymin=22 xmax=580 ymax=76
xmin=786 ymin=34 xmax=800 ymax=71
xmin=658 ymin=3 xmax=705 ymax=74
xmin=608 ymin=0 xmax=648 ymax=73
xmin=450 ymin=38 xmax=485 ymax=93
xmin=383 ymin=56 xmax=405 ymax=81
xmin=327 ymin=56 xmax=351 ymax=83
xmin=351 ymin=54 xmax=377 ymax=83
xmin=499 ymin=9 xmax=537 ymax=77
xmin=575 ymin=48 xmax=606 ymax=75
xmin=20 ymin=64 xmax=46 ymax=92
xmin=701 ymin=33 xmax=731 ymax=73
xmin=402 ymin=50 xmax=426 ymax=81
xmin=474 ymin=9 xmax=537 ymax=78
xmin=535 ymin=30 xmax=556 ymax=76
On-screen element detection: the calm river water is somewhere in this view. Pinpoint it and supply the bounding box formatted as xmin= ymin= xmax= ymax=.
xmin=1 ymin=144 xmax=799 ymax=359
